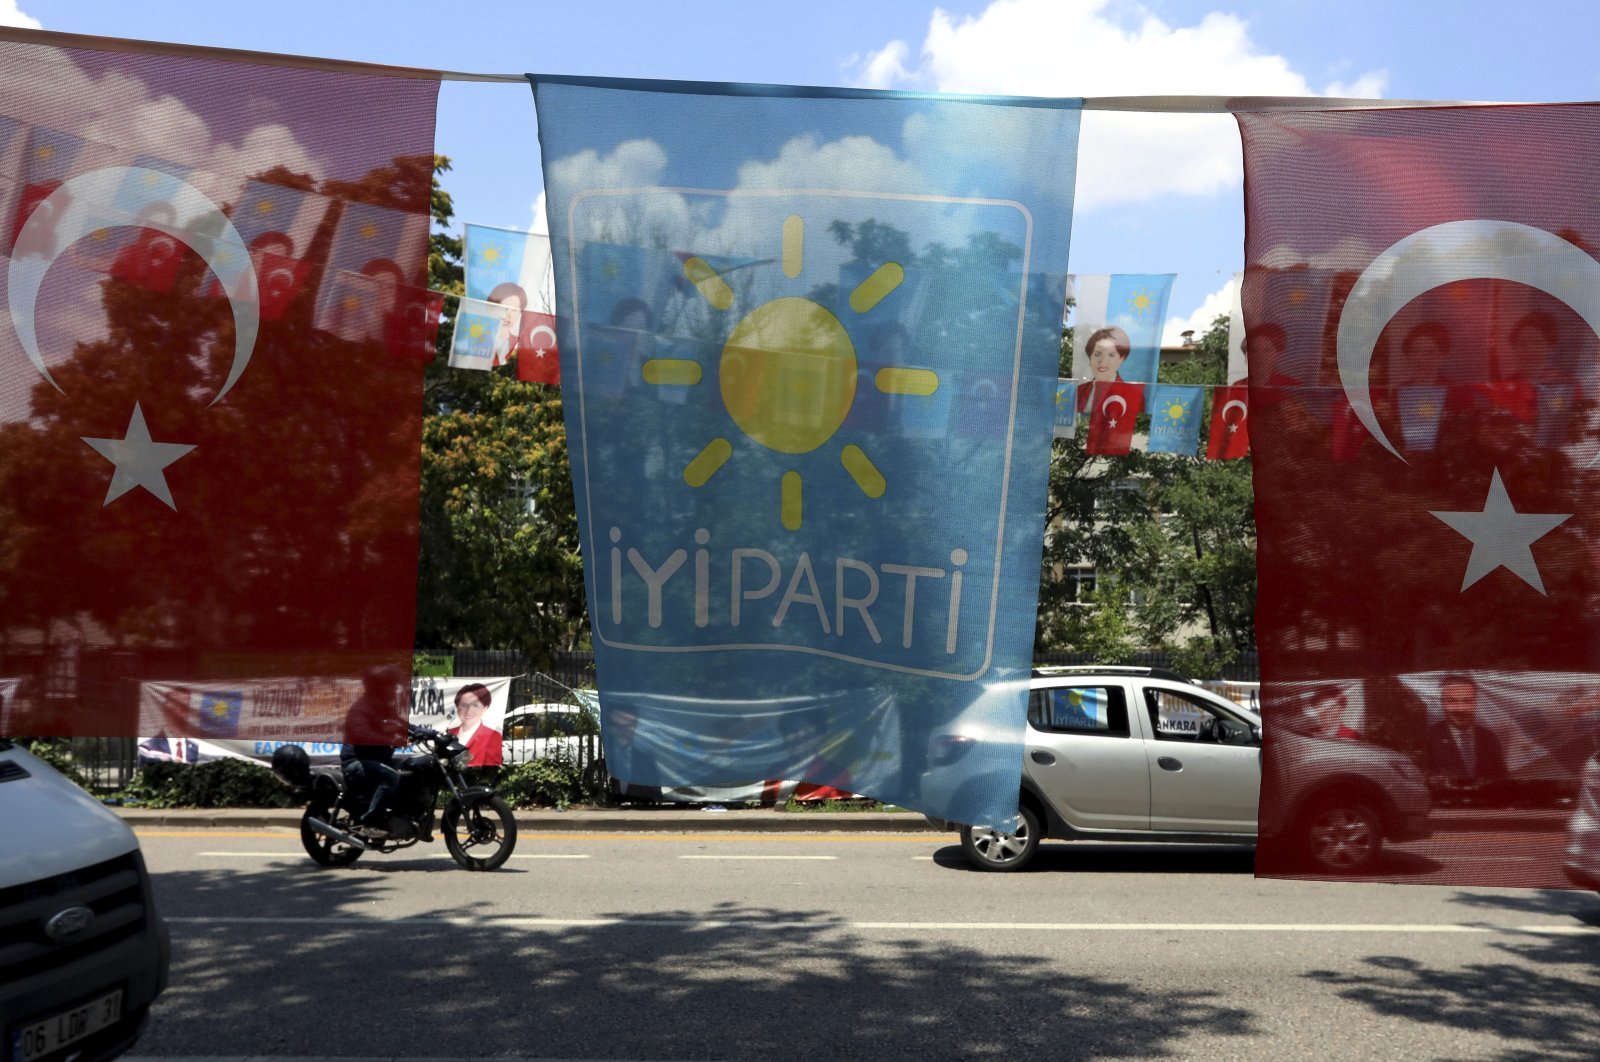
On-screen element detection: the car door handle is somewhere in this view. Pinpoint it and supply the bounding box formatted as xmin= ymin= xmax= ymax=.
xmin=1157 ymin=756 xmax=1183 ymax=772
xmin=1029 ymin=750 xmax=1056 ymax=765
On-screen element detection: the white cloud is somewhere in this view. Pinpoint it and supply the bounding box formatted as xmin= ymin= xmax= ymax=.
xmin=0 ymin=41 xmax=329 ymax=197
xmin=530 ymin=191 xmax=549 ymax=235
xmin=854 ymin=40 xmax=915 ymax=90
xmin=0 ymin=2 xmax=40 ymax=28
xmin=1162 ymin=275 xmax=1235 ymax=345
xmin=850 ymin=0 xmax=1387 ymax=211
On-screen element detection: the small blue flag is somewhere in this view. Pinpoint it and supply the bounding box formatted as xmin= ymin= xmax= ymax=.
xmin=1146 ymin=384 xmax=1203 ymax=454
xmin=532 ymin=74 xmax=1080 ymax=830
xmin=1053 ymin=380 xmax=1077 ymax=438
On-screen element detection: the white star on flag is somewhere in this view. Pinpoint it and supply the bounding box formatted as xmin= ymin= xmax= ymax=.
xmin=1430 ymin=467 xmax=1570 ymax=595
xmin=81 ymin=402 xmax=196 ymax=510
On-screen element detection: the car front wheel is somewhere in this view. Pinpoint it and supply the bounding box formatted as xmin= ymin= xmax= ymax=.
xmin=1302 ymin=800 xmax=1383 ymax=873
xmin=960 ymin=804 xmax=1041 ymax=872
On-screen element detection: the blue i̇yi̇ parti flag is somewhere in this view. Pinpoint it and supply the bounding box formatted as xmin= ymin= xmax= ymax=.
xmin=531 ymin=74 xmax=1080 ymax=830
xmin=1146 ymin=383 xmax=1203 ymax=454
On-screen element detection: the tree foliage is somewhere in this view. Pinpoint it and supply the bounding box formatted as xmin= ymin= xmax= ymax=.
xmin=1037 ymin=313 xmax=1256 ymax=675
xmin=413 ymin=159 xmax=586 ymax=668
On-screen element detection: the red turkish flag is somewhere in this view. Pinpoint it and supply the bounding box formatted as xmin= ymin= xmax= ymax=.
xmin=1084 ymin=381 xmax=1142 ymax=455
xmin=1240 ymin=105 xmax=1600 ymax=889
xmin=1205 ymin=384 xmax=1250 ymax=460
xmin=0 ymin=30 xmax=438 ymax=739
xmin=515 ymin=311 xmax=561 ymax=384
xmin=109 ymin=228 xmax=188 ymax=294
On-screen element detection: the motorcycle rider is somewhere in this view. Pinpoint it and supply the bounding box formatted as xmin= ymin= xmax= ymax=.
xmin=340 ymin=665 xmax=408 ymax=836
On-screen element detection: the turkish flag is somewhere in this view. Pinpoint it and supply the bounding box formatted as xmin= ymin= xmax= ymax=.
xmin=515 ymin=311 xmax=560 ymax=384
xmin=1240 ymin=105 xmax=1600 ymax=889
xmin=1205 ymin=384 xmax=1250 ymax=460
xmin=0 ymin=31 xmax=438 ymax=739
xmin=1084 ymin=381 xmax=1142 ymax=455
xmin=110 ymin=228 xmax=188 ymax=294
xmin=386 ymin=286 xmax=443 ymax=363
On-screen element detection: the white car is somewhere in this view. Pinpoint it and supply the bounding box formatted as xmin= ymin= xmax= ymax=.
xmin=501 ymin=702 xmax=599 ymax=765
xmin=927 ymin=666 xmax=1432 ymax=873
xmin=0 ymin=739 xmax=171 ymax=1062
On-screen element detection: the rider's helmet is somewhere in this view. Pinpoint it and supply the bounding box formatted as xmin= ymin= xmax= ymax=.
xmin=270 ymin=743 xmax=312 ymax=787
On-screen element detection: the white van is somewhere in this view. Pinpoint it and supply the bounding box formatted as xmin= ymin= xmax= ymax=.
xmin=0 ymin=739 xmax=170 ymax=1062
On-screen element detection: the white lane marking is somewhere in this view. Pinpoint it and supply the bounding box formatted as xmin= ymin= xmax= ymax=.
xmin=162 ymin=916 xmax=1599 ymax=935
xmin=678 ymin=854 xmax=838 ymax=861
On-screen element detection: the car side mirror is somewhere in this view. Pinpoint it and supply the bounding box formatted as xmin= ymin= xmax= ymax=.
xmin=1251 ymin=724 xmax=1263 ymax=745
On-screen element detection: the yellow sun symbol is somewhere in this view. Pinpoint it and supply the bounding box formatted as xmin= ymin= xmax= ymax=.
xmin=256 ymin=199 xmax=277 ymax=215
xmin=644 ymin=214 xmax=940 ymax=532
xmin=481 ymin=244 xmax=503 ymax=266
xmin=468 ymin=320 xmax=488 ymax=340
xmin=359 ymin=222 xmax=380 ymax=240
xmin=1128 ymin=289 xmax=1155 ymax=315
xmin=1287 ymin=288 xmax=1308 ymax=306
xmin=1067 ymin=689 xmax=1087 ymax=707
xmin=1162 ymin=397 xmax=1190 ymax=423
xmin=35 ymin=144 xmax=54 ymax=161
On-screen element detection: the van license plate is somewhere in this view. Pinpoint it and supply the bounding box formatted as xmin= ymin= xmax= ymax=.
xmin=10 ymin=988 xmax=122 ymax=1062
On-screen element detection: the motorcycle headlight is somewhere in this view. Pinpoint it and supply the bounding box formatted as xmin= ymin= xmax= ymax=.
xmin=451 ymin=748 xmax=473 ymax=768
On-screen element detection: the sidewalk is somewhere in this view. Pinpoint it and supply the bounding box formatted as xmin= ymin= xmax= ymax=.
xmin=115 ymin=805 xmax=944 ymax=833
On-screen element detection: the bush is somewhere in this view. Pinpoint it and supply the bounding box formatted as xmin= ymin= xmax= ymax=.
xmin=19 ymin=739 xmax=91 ymax=789
xmin=491 ymin=753 xmax=585 ymax=809
xmin=120 ymin=758 xmax=296 ymax=809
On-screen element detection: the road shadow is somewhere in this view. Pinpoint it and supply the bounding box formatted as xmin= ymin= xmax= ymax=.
xmin=143 ymin=863 xmax=1262 ymax=1060
xmin=1302 ymin=890 xmax=1600 ymax=1061
xmin=930 ymin=840 xmax=1257 ymax=875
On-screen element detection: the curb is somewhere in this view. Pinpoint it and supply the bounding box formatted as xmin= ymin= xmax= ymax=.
xmin=115 ymin=807 xmax=943 ymax=834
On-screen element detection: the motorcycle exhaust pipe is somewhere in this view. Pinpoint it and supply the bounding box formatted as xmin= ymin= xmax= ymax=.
xmin=306 ymin=816 xmax=371 ymax=850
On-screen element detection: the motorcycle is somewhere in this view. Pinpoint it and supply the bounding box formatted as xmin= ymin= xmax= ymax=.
xmin=270 ymin=722 xmax=518 ymax=870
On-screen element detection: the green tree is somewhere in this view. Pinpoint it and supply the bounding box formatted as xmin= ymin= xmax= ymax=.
xmin=1037 ymin=313 xmax=1256 ymax=675
xmin=413 ymin=160 xmax=586 ymax=667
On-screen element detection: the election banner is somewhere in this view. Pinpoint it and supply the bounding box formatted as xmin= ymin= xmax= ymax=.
xmin=533 ymin=74 xmax=1079 ymax=830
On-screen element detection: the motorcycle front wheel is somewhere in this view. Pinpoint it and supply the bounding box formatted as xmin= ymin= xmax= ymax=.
xmin=442 ymin=794 xmax=517 ymax=870
xmin=301 ymin=799 xmax=365 ymax=867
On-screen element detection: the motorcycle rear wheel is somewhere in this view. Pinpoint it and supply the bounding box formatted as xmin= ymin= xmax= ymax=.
xmin=301 ymin=799 xmax=365 ymax=867
xmin=442 ymin=794 xmax=517 ymax=870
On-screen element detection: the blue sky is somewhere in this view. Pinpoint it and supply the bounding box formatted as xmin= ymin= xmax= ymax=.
xmin=12 ymin=0 xmax=1600 ymax=336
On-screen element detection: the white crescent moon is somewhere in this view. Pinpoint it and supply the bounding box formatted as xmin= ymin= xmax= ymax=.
xmin=528 ymin=324 xmax=557 ymax=352
xmin=1102 ymin=394 xmax=1128 ymax=418
xmin=9 ymin=165 xmax=260 ymax=405
xmin=1337 ymin=219 xmax=1600 ymax=463
xmin=1222 ymin=399 xmax=1248 ymax=422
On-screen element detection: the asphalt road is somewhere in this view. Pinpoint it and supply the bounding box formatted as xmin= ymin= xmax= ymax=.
xmin=127 ymin=827 xmax=1600 ymax=1061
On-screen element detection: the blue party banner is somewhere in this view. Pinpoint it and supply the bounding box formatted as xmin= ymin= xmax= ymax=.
xmin=464 ymin=221 xmax=555 ymax=311
xmin=532 ymin=75 xmax=1080 ymax=829
xmin=1071 ymin=272 xmax=1175 ymax=385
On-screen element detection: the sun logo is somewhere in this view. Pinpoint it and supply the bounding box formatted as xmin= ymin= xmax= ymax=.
xmin=467 ymin=319 xmax=488 ymax=340
xmin=359 ymin=222 xmax=380 ymax=240
xmin=481 ymin=244 xmax=504 ymax=266
xmin=1127 ymin=289 xmax=1156 ymax=316
xmin=645 ymin=214 xmax=940 ymax=532
xmin=1159 ymin=395 xmax=1191 ymax=425
xmin=255 ymin=199 xmax=276 ymax=215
